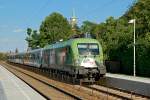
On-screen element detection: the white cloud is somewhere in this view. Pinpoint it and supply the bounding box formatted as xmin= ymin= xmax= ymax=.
xmin=13 ymin=28 xmax=25 ymax=33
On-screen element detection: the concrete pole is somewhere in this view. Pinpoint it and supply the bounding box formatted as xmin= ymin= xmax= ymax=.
xmin=133 ymin=19 xmax=136 ymax=77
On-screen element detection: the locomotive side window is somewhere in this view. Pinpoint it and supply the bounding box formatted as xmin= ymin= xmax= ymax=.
xmin=50 ymin=49 xmax=56 ymax=64
xmin=78 ymin=43 xmax=99 ymax=55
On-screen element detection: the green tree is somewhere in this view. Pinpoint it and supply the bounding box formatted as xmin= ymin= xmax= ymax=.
xmin=123 ymin=0 xmax=150 ymax=36
xmin=81 ymin=21 xmax=97 ymax=34
xmin=27 ymin=28 xmax=32 ymax=36
xmin=0 ymin=52 xmax=7 ymax=60
xmin=26 ymin=28 xmax=32 ymax=48
xmin=30 ymin=30 xmax=40 ymax=49
xmin=39 ymin=12 xmax=72 ymax=47
xmin=96 ymin=0 xmax=150 ymax=76
xmin=26 ymin=28 xmax=40 ymax=49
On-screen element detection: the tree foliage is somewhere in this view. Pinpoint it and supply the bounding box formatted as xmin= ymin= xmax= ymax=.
xmin=39 ymin=12 xmax=72 ymax=47
xmin=79 ymin=0 xmax=150 ymax=76
xmin=81 ymin=21 xmax=97 ymax=34
xmin=26 ymin=12 xmax=73 ymax=49
xmin=123 ymin=0 xmax=150 ymax=36
xmin=26 ymin=28 xmax=40 ymax=49
xmin=0 ymin=52 xmax=7 ymax=60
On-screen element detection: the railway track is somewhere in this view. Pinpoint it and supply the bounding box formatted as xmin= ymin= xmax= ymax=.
xmin=1 ymin=62 xmax=149 ymax=100
xmin=1 ymin=62 xmax=112 ymax=100
xmin=0 ymin=62 xmax=82 ymax=100
xmin=82 ymin=84 xmax=149 ymax=100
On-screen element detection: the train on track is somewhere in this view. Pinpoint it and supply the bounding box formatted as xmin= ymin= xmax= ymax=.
xmin=8 ymin=38 xmax=106 ymax=82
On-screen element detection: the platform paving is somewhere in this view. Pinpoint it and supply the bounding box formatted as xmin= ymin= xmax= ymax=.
xmin=0 ymin=65 xmax=46 ymax=100
xmin=104 ymin=73 xmax=150 ymax=97
xmin=106 ymin=73 xmax=150 ymax=84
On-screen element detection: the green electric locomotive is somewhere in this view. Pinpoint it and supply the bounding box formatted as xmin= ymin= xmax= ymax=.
xmin=42 ymin=38 xmax=106 ymax=81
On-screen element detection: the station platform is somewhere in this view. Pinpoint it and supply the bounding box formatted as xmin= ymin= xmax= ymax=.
xmin=106 ymin=73 xmax=150 ymax=84
xmin=103 ymin=73 xmax=150 ymax=97
xmin=0 ymin=65 xmax=46 ymax=100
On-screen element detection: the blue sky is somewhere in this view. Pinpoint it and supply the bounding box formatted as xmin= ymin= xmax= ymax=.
xmin=0 ymin=0 xmax=135 ymax=52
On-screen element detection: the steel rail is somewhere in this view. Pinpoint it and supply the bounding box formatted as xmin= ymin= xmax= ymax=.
xmin=1 ymin=62 xmax=82 ymax=100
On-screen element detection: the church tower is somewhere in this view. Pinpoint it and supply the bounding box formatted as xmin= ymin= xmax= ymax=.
xmin=70 ymin=9 xmax=78 ymax=31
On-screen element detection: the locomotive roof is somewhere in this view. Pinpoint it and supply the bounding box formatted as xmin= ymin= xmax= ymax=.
xmin=43 ymin=38 xmax=100 ymax=50
xmin=8 ymin=38 xmax=101 ymax=56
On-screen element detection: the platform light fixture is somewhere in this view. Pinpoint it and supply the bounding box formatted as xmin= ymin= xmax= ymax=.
xmin=128 ymin=19 xmax=136 ymax=77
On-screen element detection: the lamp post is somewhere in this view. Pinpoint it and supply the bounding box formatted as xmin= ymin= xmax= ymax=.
xmin=129 ymin=19 xmax=136 ymax=77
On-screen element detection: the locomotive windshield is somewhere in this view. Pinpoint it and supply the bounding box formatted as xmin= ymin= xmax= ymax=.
xmin=77 ymin=43 xmax=99 ymax=55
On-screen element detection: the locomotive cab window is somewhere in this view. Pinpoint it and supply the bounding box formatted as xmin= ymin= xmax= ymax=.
xmin=77 ymin=43 xmax=99 ymax=55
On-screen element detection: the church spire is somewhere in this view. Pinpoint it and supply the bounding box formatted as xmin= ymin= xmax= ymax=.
xmin=70 ymin=8 xmax=77 ymax=29
xmin=72 ymin=8 xmax=76 ymax=18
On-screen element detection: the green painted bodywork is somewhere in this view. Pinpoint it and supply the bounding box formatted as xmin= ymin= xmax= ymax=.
xmin=43 ymin=38 xmax=104 ymax=68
